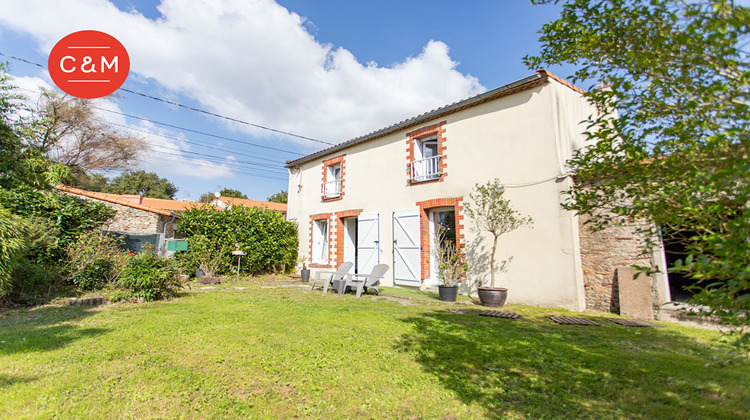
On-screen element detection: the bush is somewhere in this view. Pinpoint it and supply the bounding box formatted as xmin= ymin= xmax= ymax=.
xmin=67 ymin=231 xmax=128 ymax=290
xmin=118 ymin=246 xmax=180 ymax=301
xmin=176 ymin=204 xmax=297 ymax=275
xmin=0 ymin=205 xmax=27 ymax=298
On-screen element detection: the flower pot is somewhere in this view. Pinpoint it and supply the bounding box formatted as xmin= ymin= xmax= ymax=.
xmin=300 ymin=269 xmax=311 ymax=283
xmin=438 ymin=285 xmax=458 ymax=302
xmin=477 ymin=287 xmax=508 ymax=307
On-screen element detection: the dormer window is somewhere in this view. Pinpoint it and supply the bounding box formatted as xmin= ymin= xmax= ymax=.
xmin=321 ymin=155 xmax=346 ymax=201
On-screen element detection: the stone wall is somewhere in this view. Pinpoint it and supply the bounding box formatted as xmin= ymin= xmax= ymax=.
xmin=578 ymin=214 xmax=654 ymax=313
xmin=65 ymin=191 xmax=161 ymax=234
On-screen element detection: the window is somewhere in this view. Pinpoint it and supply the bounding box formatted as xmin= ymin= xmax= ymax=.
xmin=312 ymin=219 xmax=329 ymax=264
xmin=324 ymin=164 xmax=341 ymax=198
xmin=411 ymin=138 xmax=441 ymax=182
xmin=321 ymin=155 xmax=346 ymax=200
xmin=406 ymin=122 xmax=446 ymax=184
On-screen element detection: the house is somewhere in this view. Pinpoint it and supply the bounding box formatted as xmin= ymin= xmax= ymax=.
xmin=285 ymin=70 xmax=671 ymax=314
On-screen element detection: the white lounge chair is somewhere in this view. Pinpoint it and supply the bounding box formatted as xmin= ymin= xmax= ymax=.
xmin=311 ymin=262 xmax=354 ymax=293
xmin=344 ymin=264 xmax=389 ymax=297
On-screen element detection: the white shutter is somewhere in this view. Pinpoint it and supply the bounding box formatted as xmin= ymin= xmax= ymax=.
xmin=357 ymin=213 xmax=380 ymax=274
xmin=393 ymin=209 xmax=421 ymax=286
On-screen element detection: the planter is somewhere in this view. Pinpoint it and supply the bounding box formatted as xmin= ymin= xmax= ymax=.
xmin=477 ymin=287 xmax=508 ymax=307
xmin=300 ymin=269 xmax=311 ymax=283
xmin=438 ymin=285 xmax=458 ymax=302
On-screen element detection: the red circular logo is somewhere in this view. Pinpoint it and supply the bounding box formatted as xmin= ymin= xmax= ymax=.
xmin=48 ymin=30 xmax=130 ymax=99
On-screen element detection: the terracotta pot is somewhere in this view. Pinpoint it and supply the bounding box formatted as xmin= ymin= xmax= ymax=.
xmin=477 ymin=287 xmax=508 ymax=307
xmin=438 ymin=285 xmax=458 ymax=302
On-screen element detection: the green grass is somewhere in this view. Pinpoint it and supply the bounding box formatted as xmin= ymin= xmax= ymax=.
xmin=1 ymin=277 xmax=748 ymax=419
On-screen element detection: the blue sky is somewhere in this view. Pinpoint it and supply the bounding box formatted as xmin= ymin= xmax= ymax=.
xmin=0 ymin=0 xmax=574 ymax=201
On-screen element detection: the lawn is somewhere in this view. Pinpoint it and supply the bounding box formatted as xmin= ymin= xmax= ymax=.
xmin=1 ymin=277 xmax=748 ymax=419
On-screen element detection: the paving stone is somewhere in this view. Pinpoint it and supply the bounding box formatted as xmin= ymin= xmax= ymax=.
xmin=479 ymin=310 xmax=521 ymax=319
xmin=548 ymin=316 xmax=600 ymax=326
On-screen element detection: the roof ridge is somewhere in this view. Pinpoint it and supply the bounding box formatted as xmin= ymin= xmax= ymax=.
xmin=53 ymin=185 xmax=179 ymax=217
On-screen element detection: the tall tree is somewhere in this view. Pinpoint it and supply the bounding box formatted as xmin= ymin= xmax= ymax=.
xmin=30 ymin=90 xmax=146 ymax=173
xmin=527 ymin=1 xmax=749 ymax=329
xmin=104 ymin=170 xmax=178 ymax=199
xmin=267 ymin=190 xmax=287 ymax=204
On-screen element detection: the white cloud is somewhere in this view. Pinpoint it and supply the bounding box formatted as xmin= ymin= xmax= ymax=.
xmin=1 ymin=0 xmax=485 ymax=146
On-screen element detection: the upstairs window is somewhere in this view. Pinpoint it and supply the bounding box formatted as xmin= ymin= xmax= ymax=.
xmin=321 ymin=155 xmax=346 ymax=201
xmin=406 ymin=122 xmax=446 ymax=184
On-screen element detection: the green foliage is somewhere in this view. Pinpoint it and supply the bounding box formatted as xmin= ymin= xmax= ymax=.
xmin=66 ymin=231 xmax=128 ymax=290
xmin=0 ymin=63 xmax=68 ymax=190
xmin=267 ymin=189 xmax=288 ymax=204
xmin=176 ymin=204 xmax=297 ymax=275
xmin=118 ymin=246 xmax=180 ymax=301
xmin=0 ymin=205 xmax=27 ymax=298
xmin=103 ymin=170 xmax=178 ymax=199
xmin=0 ymin=188 xmax=115 ymax=263
xmin=198 ymin=188 xmax=248 ymax=203
xmin=527 ymin=0 xmax=750 ymax=329
xmin=464 ymin=179 xmax=533 ymax=287
xmin=178 ymin=234 xmax=230 ymax=276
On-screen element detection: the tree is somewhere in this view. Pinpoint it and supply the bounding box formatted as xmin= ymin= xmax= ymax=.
xmin=0 ymin=64 xmax=67 ymax=189
xmin=267 ymin=190 xmax=288 ymax=204
xmin=464 ymin=179 xmax=532 ymax=288
xmin=198 ymin=188 xmax=247 ymax=203
xmin=526 ymin=1 xmax=749 ymax=329
xmin=30 ymin=90 xmax=146 ymax=173
xmin=104 ymin=170 xmax=178 ymax=199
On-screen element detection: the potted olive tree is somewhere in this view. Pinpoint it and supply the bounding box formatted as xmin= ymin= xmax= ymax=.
xmin=464 ymin=178 xmax=533 ymax=307
xmin=433 ymin=228 xmax=467 ymax=302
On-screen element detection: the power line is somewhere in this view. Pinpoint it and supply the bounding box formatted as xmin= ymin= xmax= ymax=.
xmin=149 ymin=150 xmax=288 ymax=180
xmin=151 ymin=153 xmax=288 ymax=182
xmin=93 ymin=106 xmax=302 ymax=157
xmin=147 ymin=143 xmax=287 ymax=173
xmin=107 ymin=121 xmax=287 ymax=165
xmin=0 ymin=52 xmax=333 ymax=145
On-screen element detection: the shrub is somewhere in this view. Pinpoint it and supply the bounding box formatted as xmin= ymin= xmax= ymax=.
xmin=66 ymin=231 xmax=128 ymax=290
xmin=118 ymin=246 xmax=180 ymax=301
xmin=176 ymin=204 xmax=297 ymax=275
xmin=0 ymin=205 xmax=27 ymax=298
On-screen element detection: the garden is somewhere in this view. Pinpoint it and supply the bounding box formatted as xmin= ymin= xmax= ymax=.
xmin=1 ymin=277 xmax=748 ymax=419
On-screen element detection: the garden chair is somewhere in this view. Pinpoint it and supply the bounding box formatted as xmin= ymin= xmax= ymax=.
xmin=311 ymin=262 xmax=353 ymax=293
xmin=344 ymin=264 xmax=389 ymax=298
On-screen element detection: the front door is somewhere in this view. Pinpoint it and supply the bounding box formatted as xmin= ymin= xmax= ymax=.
xmin=429 ymin=208 xmax=456 ymax=283
xmin=343 ymin=217 xmax=358 ymax=273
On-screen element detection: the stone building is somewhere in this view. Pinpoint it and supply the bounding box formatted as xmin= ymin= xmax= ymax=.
xmin=54 ymin=185 xmax=182 ymax=255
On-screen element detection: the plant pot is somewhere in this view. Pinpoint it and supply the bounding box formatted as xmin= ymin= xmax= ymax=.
xmin=438 ymin=285 xmax=458 ymax=302
xmin=300 ymin=269 xmax=310 ymax=283
xmin=477 ymin=287 xmax=507 ymax=307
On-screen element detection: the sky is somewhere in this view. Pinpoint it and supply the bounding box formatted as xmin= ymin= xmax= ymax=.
xmin=0 ymin=0 xmax=575 ymax=201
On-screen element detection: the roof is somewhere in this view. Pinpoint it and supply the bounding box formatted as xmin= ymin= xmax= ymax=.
xmin=285 ymin=69 xmax=586 ymax=168
xmin=54 ymin=185 xmax=180 ymax=217
xmin=214 ymin=197 xmax=287 ymax=212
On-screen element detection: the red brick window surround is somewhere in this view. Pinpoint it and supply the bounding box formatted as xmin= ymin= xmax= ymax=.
xmin=309 ymin=212 xmax=333 ymax=268
xmin=416 ymin=197 xmax=465 ymax=280
xmin=334 ymin=209 xmax=363 ymax=266
xmin=321 ymin=154 xmax=346 ymax=202
xmin=406 ymin=121 xmax=447 ymax=185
